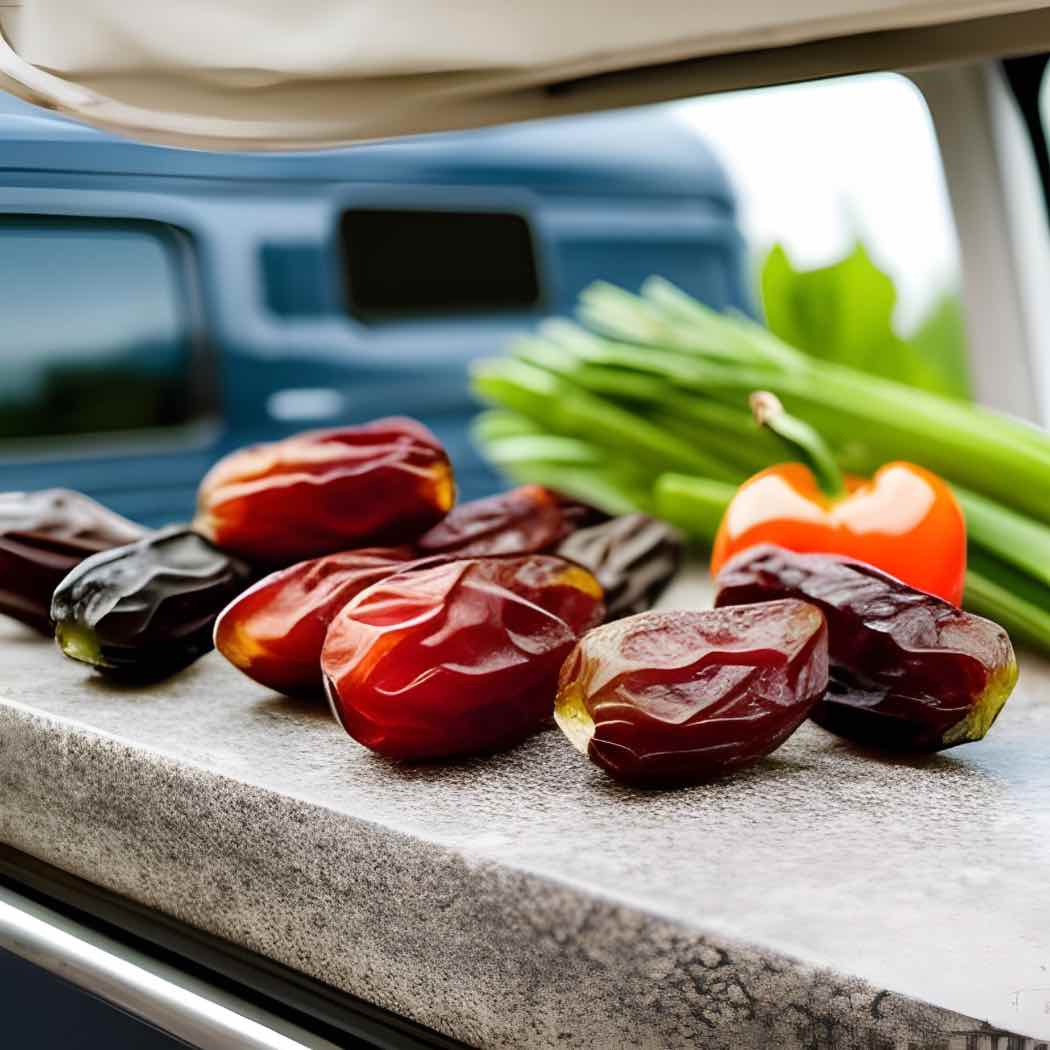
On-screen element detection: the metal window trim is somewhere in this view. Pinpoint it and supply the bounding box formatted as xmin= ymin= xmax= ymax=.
xmin=911 ymin=62 xmax=1050 ymax=422
xmin=0 ymin=844 xmax=470 ymax=1050
xmin=0 ymin=884 xmax=338 ymax=1050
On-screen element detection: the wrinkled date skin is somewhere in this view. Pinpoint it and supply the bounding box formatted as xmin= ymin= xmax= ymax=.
xmin=417 ymin=493 xmax=679 ymax=621
xmin=414 ymin=484 xmax=577 ymax=558
xmin=322 ymin=555 xmax=604 ymax=760
xmin=52 ymin=527 xmax=253 ymax=681
xmin=0 ymin=489 xmax=146 ymax=635
xmin=195 ymin=417 xmax=455 ymax=564
xmin=555 ymin=513 xmax=682 ymax=620
xmin=714 ymin=545 xmax=1018 ymax=750
xmin=215 ymin=546 xmax=447 ymax=696
xmin=555 ymin=602 xmax=828 ymax=786
xmin=551 ymin=492 xmax=611 ymax=532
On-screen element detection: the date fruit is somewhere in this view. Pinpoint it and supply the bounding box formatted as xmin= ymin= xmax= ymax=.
xmin=215 ymin=546 xmax=446 ymax=696
xmin=555 ymin=513 xmax=682 ymax=620
xmin=414 ymin=484 xmax=575 ymax=558
xmin=52 ymin=527 xmax=253 ymax=681
xmin=0 ymin=489 xmax=146 ymax=634
xmin=555 ymin=602 xmax=828 ymax=786
xmin=322 ymin=555 xmax=604 ymax=759
xmin=714 ymin=545 xmax=1018 ymax=751
xmin=195 ymin=418 xmax=454 ymax=563
xmin=551 ymin=492 xmax=611 ymax=532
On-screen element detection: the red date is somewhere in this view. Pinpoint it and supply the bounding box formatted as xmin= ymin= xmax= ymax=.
xmin=555 ymin=602 xmax=828 ymax=786
xmin=715 ymin=545 xmax=1018 ymax=751
xmin=414 ymin=490 xmax=673 ymax=622
xmin=214 ymin=546 xmax=445 ymax=696
xmin=322 ymin=555 xmax=604 ymax=759
xmin=195 ymin=418 xmax=454 ymax=563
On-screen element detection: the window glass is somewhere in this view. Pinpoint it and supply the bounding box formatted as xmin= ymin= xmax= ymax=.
xmin=0 ymin=218 xmax=200 ymax=441
xmin=341 ymin=209 xmax=541 ymax=319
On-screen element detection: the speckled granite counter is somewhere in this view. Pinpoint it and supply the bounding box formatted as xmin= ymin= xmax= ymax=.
xmin=1 ymin=570 xmax=1048 ymax=1049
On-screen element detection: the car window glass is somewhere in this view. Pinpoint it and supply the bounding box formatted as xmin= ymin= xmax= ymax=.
xmin=0 ymin=218 xmax=197 ymax=442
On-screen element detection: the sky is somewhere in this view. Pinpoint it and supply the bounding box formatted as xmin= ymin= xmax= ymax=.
xmin=672 ymin=73 xmax=961 ymax=334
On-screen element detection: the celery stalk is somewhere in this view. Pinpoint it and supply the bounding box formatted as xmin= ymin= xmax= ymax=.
xmin=654 ymin=474 xmax=734 ymax=541
xmin=471 ymin=279 xmax=1050 ymax=652
xmin=964 ymin=564 xmax=1050 ymax=651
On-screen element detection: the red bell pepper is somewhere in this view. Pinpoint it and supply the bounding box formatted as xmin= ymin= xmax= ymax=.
xmin=710 ymin=393 xmax=966 ymax=604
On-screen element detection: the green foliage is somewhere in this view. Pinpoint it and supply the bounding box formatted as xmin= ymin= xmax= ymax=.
xmin=472 ymin=276 xmax=1050 ymax=648
xmin=760 ymin=242 xmax=972 ymax=400
xmin=908 ymin=293 xmax=971 ymax=401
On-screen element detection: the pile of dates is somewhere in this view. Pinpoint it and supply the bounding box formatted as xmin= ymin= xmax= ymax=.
xmin=0 ymin=417 xmax=1020 ymax=785
xmin=557 ymin=545 xmax=1018 ymax=785
xmin=0 ymin=418 xmax=682 ymax=759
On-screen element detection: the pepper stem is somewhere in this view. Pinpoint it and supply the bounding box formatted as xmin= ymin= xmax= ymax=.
xmin=750 ymin=391 xmax=847 ymax=499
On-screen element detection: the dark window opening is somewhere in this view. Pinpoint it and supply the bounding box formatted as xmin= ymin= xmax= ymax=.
xmin=341 ymin=208 xmax=541 ymax=319
xmin=0 ymin=216 xmax=205 ymax=443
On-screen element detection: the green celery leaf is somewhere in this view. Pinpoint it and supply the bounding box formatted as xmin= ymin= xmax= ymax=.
xmin=907 ymin=292 xmax=972 ymax=400
xmin=760 ymin=241 xmax=970 ymax=399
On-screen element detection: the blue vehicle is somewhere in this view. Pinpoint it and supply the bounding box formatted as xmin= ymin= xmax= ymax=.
xmin=0 ymin=92 xmax=749 ymax=526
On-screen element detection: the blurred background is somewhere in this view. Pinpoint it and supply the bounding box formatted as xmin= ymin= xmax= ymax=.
xmin=0 ymin=74 xmax=969 ymax=526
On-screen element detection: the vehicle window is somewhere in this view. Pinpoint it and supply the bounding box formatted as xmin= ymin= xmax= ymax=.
xmin=341 ymin=209 xmax=541 ymax=319
xmin=0 ymin=217 xmax=203 ymax=443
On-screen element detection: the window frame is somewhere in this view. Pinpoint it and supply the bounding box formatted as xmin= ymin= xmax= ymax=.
xmin=912 ymin=61 xmax=1050 ymax=424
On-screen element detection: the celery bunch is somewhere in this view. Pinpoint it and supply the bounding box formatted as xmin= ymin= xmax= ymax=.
xmin=471 ymin=278 xmax=1050 ymax=652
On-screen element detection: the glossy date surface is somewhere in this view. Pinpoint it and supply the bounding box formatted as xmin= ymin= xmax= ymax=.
xmin=414 ymin=484 xmax=575 ymax=558
xmin=555 ymin=513 xmax=681 ymax=620
xmin=52 ymin=527 xmax=253 ymax=680
xmin=714 ymin=544 xmax=1018 ymax=750
xmin=322 ymin=555 xmax=604 ymax=759
xmin=215 ymin=546 xmax=446 ymax=696
xmin=0 ymin=489 xmax=146 ymax=634
xmin=195 ymin=417 xmax=454 ymax=563
xmin=555 ymin=602 xmax=828 ymax=786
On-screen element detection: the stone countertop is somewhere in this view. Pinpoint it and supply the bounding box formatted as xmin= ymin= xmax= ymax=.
xmin=2 ymin=570 xmax=1048 ymax=1049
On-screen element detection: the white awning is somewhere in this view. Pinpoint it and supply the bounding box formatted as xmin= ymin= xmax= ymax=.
xmin=1 ymin=0 xmax=1049 ymax=149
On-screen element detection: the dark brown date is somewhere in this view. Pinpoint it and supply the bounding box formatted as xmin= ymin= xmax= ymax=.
xmin=0 ymin=489 xmax=146 ymax=634
xmin=555 ymin=513 xmax=682 ymax=620
xmin=414 ymin=484 xmax=577 ymax=558
xmin=555 ymin=601 xmax=828 ymax=786
xmin=322 ymin=555 xmax=605 ymax=759
xmin=551 ymin=492 xmax=611 ymax=532
xmin=714 ymin=544 xmax=1018 ymax=750
xmin=51 ymin=527 xmax=253 ymax=681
